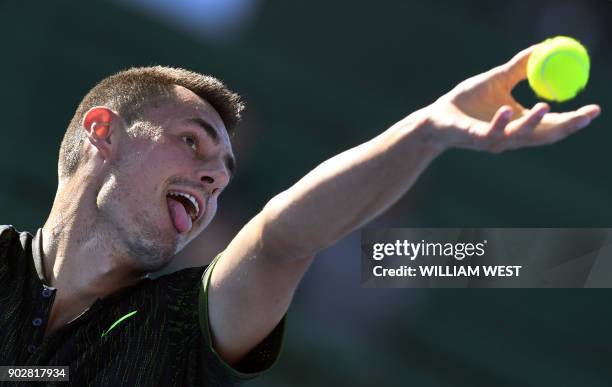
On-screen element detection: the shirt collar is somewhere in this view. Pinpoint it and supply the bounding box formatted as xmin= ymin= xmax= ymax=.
xmin=32 ymin=228 xmax=49 ymax=285
xmin=31 ymin=227 xmax=152 ymax=302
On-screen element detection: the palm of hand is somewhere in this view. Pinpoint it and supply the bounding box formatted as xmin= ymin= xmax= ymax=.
xmin=427 ymin=45 xmax=600 ymax=153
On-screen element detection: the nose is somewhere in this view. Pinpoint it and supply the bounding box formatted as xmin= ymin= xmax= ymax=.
xmin=198 ymin=160 xmax=230 ymax=195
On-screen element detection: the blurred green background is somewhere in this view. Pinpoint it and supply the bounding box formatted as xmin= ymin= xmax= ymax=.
xmin=1 ymin=0 xmax=611 ymax=385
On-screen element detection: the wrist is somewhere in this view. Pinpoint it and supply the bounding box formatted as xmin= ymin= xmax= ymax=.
xmin=396 ymin=107 xmax=447 ymax=158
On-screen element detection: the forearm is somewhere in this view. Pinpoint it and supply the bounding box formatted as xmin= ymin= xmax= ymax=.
xmin=261 ymin=109 xmax=442 ymax=260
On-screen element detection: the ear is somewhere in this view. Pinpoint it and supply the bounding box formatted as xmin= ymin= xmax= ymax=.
xmin=82 ymin=106 xmax=119 ymax=160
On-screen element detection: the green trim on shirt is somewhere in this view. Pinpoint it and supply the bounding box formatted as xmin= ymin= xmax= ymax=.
xmin=198 ymin=251 xmax=287 ymax=379
xmin=101 ymin=310 xmax=138 ymax=337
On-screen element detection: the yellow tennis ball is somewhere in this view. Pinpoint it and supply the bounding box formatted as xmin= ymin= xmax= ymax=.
xmin=527 ymin=36 xmax=590 ymax=102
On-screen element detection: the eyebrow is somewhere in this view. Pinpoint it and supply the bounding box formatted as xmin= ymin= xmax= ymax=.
xmin=186 ymin=117 xmax=236 ymax=180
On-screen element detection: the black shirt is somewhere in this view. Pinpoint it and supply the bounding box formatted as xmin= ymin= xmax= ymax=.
xmin=0 ymin=225 xmax=285 ymax=386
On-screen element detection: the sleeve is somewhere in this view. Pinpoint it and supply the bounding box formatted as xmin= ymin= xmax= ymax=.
xmin=198 ymin=252 xmax=287 ymax=381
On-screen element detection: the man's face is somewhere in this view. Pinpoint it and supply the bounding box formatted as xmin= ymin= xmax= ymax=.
xmin=96 ymin=85 xmax=235 ymax=272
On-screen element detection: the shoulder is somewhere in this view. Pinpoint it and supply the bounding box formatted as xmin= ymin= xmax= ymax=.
xmin=0 ymin=225 xmax=17 ymax=242
xmin=147 ymin=265 xmax=209 ymax=317
xmin=0 ymin=225 xmax=32 ymax=243
xmin=131 ymin=266 xmax=210 ymax=351
xmin=0 ymin=225 xmax=33 ymax=277
xmin=0 ymin=225 xmax=30 ymax=257
xmin=154 ymin=266 xmax=208 ymax=293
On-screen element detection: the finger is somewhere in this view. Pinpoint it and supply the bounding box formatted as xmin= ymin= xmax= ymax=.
xmin=496 ymin=44 xmax=539 ymax=89
xmin=575 ymin=104 xmax=601 ymax=120
xmin=506 ymin=102 xmax=549 ymax=136
xmin=535 ymin=105 xmax=600 ymax=144
xmin=540 ymin=104 xmax=601 ymax=129
xmin=489 ymin=105 xmax=514 ymax=133
xmin=536 ymin=113 xmax=592 ymax=145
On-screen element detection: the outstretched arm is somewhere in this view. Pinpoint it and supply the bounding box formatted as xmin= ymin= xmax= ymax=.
xmin=206 ymin=45 xmax=601 ymax=365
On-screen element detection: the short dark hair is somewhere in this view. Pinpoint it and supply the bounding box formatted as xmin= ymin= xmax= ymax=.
xmin=59 ymin=66 xmax=244 ymax=178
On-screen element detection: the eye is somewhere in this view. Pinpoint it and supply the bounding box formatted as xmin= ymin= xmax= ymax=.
xmin=182 ymin=135 xmax=198 ymax=152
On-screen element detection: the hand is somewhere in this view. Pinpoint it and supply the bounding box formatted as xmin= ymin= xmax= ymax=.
xmin=421 ymin=45 xmax=601 ymax=153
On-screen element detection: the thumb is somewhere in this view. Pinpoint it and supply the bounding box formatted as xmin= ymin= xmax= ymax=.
xmin=495 ymin=44 xmax=539 ymax=89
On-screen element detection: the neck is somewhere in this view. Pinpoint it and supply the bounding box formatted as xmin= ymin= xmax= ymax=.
xmin=41 ymin=172 xmax=147 ymax=303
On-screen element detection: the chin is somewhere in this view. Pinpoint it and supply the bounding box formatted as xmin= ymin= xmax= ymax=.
xmin=122 ymin=228 xmax=178 ymax=272
xmin=133 ymin=249 xmax=176 ymax=273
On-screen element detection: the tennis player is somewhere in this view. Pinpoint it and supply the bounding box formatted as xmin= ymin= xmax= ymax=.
xmin=0 ymin=45 xmax=600 ymax=385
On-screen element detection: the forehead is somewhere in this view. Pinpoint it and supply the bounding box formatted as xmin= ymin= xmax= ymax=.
xmin=143 ymin=85 xmax=230 ymax=143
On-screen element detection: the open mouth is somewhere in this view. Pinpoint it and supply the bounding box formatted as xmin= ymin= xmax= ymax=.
xmin=166 ymin=190 xmax=202 ymax=234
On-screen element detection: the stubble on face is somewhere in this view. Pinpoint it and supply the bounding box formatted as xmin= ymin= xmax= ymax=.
xmin=95 ymin=133 xmax=178 ymax=274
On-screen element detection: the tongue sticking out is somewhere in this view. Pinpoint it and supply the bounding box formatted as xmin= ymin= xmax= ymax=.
xmin=167 ymin=197 xmax=193 ymax=233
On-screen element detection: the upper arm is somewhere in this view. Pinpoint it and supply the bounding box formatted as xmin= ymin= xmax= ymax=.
xmin=206 ymin=210 xmax=314 ymax=365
